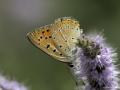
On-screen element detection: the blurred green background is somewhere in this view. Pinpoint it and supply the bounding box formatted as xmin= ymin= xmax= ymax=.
xmin=0 ymin=0 xmax=120 ymax=90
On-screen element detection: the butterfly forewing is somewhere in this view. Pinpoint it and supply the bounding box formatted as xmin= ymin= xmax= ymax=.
xmin=27 ymin=25 xmax=70 ymax=62
xmin=51 ymin=25 xmax=71 ymax=56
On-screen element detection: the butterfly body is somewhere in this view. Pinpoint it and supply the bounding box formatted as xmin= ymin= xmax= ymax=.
xmin=27 ymin=17 xmax=83 ymax=62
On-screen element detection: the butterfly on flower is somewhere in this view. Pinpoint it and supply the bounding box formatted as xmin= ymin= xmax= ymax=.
xmin=27 ymin=17 xmax=83 ymax=62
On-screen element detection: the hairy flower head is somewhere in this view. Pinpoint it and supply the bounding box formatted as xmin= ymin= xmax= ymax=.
xmin=0 ymin=75 xmax=28 ymax=90
xmin=70 ymin=33 xmax=119 ymax=90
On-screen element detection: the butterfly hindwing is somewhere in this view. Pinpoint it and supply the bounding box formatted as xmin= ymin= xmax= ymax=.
xmin=51 ymin=17 xmax=82 ymax=57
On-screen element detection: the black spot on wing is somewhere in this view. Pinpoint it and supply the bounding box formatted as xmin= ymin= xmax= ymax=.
xmin=47 ymin=29 xmax=49 ymax=32
xmin=76 ymin=28 xmax=79 ymax=31
xmin=60 ymin=53 xmax=62 ymax=56
xmin=60 ymin=18 xmax=63 ymax=22
xmin=59 ymin=45 xmax=62 ymax=48
xmin=65 ymin=40 xmax=67 ymax=42
xmin=42 ymin=31 xmax=45 ymax=34
xmin=40 ymin=36 xmax=42 ymax=39
xmin=53 ymin=37 xmax=55 ymax=39
xmin=47 ymin=44 xmax=50 ymax=48
xmin=38 ymin=43 xmax=40 ymax=45
xmin=53 ymin=49 xmax=56 ymax=52
xmin=49 ymin=36 xmax=52 ymax=38
xmin=38 ymin=39 xmax=40 ymax=41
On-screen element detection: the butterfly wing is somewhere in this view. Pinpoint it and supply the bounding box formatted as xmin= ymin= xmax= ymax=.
xmin=51 ymin=17 xmax=83 ymax=57
xmin=27 ymin=25 xmax=71 ymax=62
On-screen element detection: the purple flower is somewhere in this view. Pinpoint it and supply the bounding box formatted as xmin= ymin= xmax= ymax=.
xmin=71 ymin=34 xmax=119 ymax=90
xmin=0 ymin=75 xmax=28 ymax=90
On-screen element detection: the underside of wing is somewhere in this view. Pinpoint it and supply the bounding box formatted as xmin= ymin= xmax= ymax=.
xmin=27 ymin=25 xmax=71 ymax=62
xmin=51 ymin=17 xmax=83 ymax=56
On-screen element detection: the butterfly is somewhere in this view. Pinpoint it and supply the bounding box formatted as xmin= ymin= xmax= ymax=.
xmin=27 ymin=17 xmax=83 ymax=62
